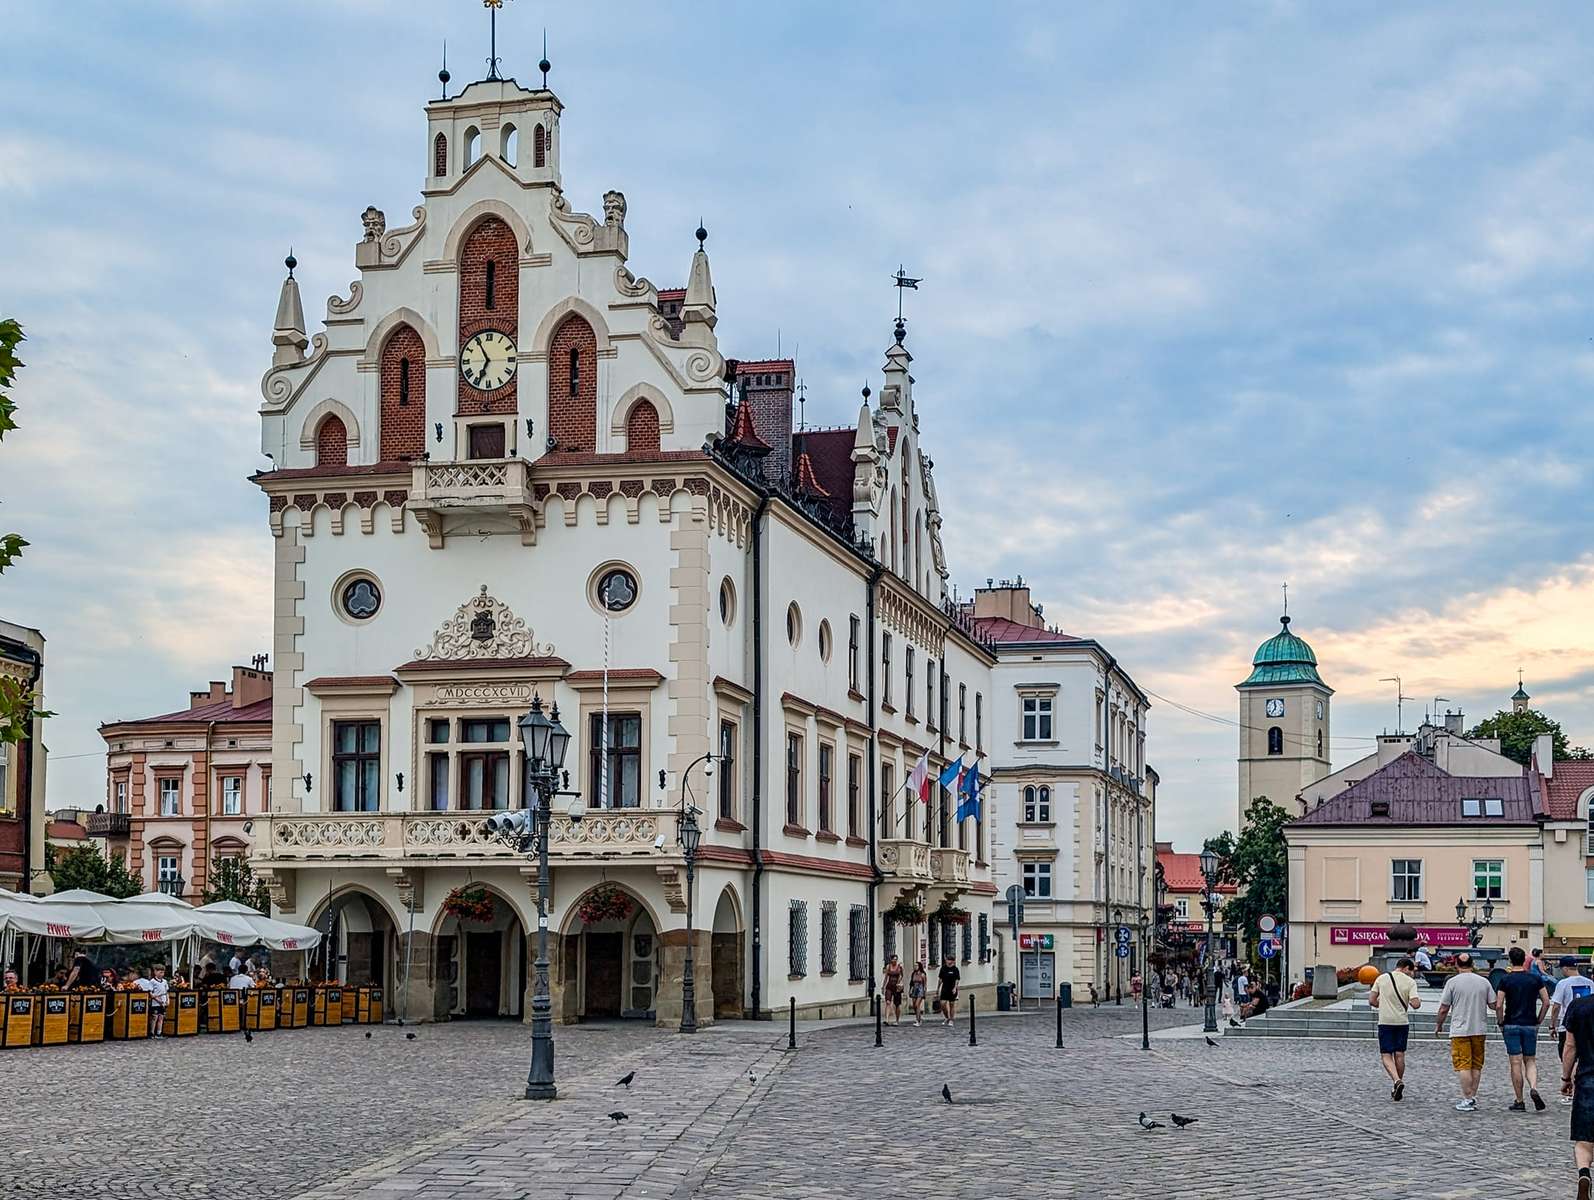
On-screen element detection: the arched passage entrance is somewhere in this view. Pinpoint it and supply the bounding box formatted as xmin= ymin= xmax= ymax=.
xmin=711 ymin=887 xmax=744 ymax=1019
xmin=432 ymin=885 xmax=527 ymax=1019
xmin=310 ymin=888 xmax=397 ymax=988
xmin=558 ymin=885 xmax=658 ymax=1021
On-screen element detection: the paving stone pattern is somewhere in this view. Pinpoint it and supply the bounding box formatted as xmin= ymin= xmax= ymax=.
xmin=3 ymin=1007 xmax=1578 ymax=1199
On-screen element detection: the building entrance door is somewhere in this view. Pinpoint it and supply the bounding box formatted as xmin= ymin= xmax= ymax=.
xmin=585 ymin=932 xmax=624 ymax=1018
xmin=1020 ymin=951 xmax=1055 ymax=1007
xmin=464 ymin=930 xmax=502 ymax=1017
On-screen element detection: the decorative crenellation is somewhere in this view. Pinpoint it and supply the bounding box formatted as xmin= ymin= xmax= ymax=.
xmin=265 ymin=486 xmax=409 ymax=538
xmin=412 ymin=584 xmax=556 ymax=662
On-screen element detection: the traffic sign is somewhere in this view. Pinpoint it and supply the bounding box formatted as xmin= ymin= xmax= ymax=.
xmin=1258 ymin=914 xmax=1277 ymax=934
xmin=1115 ymin=944 xmax=1131 ymax=958
xmin=1258 ymin=940 xmax=1277 ymax=959
xmin=1115 ymin=926 xmax=1132 ymax=946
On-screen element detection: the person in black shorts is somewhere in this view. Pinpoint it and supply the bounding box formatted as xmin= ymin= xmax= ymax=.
xmin=1560 ymin=989 xmax=1594 ymax=1199
xmin=937 ymin=955 xmax=960 ymax=1026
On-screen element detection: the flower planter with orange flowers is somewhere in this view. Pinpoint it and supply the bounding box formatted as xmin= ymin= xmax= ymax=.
xmin=73 ymin=991 xmax=108 ymax=1043
xmin=108 ymin=990 xmax=151 ymax=1040
xmin=37 ymin=993 xmax=71 ymax=1046
xmin=204 ymin=987 xmax=242 ymax=1034
xmin=2 ymin=993 xmax=36 ymax=1048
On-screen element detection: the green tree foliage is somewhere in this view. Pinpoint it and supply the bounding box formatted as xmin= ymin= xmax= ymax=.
xmin=203 ymin=856 xmax=270 ymax=912
xmin=47 ymin=843 xmax=143 ymax=898
xmin=0 ymin=317 xmax=51 ymax=745
xmin=1466 ymin=707 xmax=1592 ymax=765
xmin=1203 ymin=796 xmax=1290 ymax=966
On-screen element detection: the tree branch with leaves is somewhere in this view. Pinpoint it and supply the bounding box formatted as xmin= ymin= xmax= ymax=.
xmin=0 ymin=317 xmax=51 ymax=742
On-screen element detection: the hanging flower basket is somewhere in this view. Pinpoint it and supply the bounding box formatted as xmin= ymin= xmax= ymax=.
xmin=934 ymin=899 xmax=971 ymax=926
xmin=576 ymin=885 xmax=634 ymax=925
xmin=885 ymin=897 xmax=925 ymax=926
xmin=441 ymin=885 xmax=495 ymax=923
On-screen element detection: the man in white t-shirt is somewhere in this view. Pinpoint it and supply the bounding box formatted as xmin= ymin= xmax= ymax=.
xmin=228 ymin=970 xmax=254 ymax=990
xmin=1435 ymin=952 xmax=1495 ymax=1112
xmin=1234 ymin=968 xmax=1250 ymax=1005
xmin=1371 ymin=958 xmax=1422 ymax=1101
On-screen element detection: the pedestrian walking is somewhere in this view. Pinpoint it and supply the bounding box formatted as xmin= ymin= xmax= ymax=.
xmin=882 ymin=954 xmax=905 ymax=1025
xmin=1234 ymin=966 xmax=1250 ymax=1006
xmin=1559 ymin=989 xmax=1594 ymax=1200
xmin=908 ymin=961 xmax=928 ymax=1027
xmin=937 ymin=955 xmax=960 ymax=1026
xmin=1551 ymin=958 xmax=1594 ymax=1104
xmin=135 ymin=963 xmax=171 ymax=1037
xmin=1130 ymin=971 xmax=1143 ymax=1007
xmin=1533 ymin=948 xmax=1551 ymax=981
xmin=1371 ymin=957 xmax=1422 ymax=1101
xmin=1496 ymin=945 xmax=1550 ymax=1112
xmin=1435 ymin=951 xmax=1495 ymax=1112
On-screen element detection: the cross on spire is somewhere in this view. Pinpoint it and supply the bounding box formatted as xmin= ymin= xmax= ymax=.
xmin=1282 ymin=581 xmax=1289 ymax=618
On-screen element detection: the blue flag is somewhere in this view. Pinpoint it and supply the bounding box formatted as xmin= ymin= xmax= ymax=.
xmin=937 ymin=756 xmax=966 ymax=791
xmin=955 ymin=763 xmax=982 ymax=823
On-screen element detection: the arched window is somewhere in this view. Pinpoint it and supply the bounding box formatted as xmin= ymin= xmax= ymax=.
xmin=484 ymin=260 xmax=496 ymax=310
xmin=463 ymin=126 xmax=480 ymax=170
xmin=1267 ymin=727 xmax=1283 ymax=756
xmin=500 ymin=123 xmax=517 ymax=166
xmin=380 ymin=324 xmax=426 ymax=461
xmin=625 ymin=399 xmax=660 ymax=453
xmin=433 ymin=132 xmax=448 ymax=177
xmin=547 ymin=314 xmax=597 ymax=450
xmin=533 ymin=124 xmax=546 ymax=168
xmin=1316 ymin=730 xmax=1324 ymax=757
xmin=315 ymin=415 xmax=347 ymax=468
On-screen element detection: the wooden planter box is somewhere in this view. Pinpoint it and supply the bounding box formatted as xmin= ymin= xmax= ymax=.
xmin=2 ymin=994 xmax=36 ymax=1048
xmin=340 ymin=987 xmax=358 ymax=1024
xmin=203 ymin=988 xmax=242 ymax=1034
xmin=108 ymin=992 xmax=151 ymax=1040
xmin=356 ymin=986 xmax=384 ymax=1025
xmin=166 ymin=990 xmax=200 ymax=1037
xmin=73 ymin=992 xmax=107 ymax=1043
xmin=312 ymin=987 xmax=344 ymax=1026
xmin=280 ymin=987 xmax=310 ymax=1029
xmin=244 ymin=987 xmax=279 ymax=1031
xmin=37 ymin=993 xmax=71 ymax=1046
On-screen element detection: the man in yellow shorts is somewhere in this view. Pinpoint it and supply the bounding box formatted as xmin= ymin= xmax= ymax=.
xmin=1435 ymin=952 xmax=1496 ymax=1112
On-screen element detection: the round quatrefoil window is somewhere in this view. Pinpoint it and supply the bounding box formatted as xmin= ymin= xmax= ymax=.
xmin=339 ymin=575 xmax=382 ymax=621
xmin=596 ymin=567 xmax=639 ymax=613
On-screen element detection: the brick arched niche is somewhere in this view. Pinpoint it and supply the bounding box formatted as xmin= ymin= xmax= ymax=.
xmin=457 ymin=216 xmax=520 ymax=416
xmin=625 ymin=399 xmax=660 ymax=453
xmin=380 ymin=324 xmax=427 ymax=462
xmin=315 ymin=414 xmax=348 ymax=467
xmin=547 ymin=314 xmax=597 ymax=452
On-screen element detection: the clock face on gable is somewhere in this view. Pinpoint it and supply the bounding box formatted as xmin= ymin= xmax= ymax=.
xmin=459 ymin=330 xmax=517 ymax=392
xmin=1264 ymin=698 xmax=1285 ymax=718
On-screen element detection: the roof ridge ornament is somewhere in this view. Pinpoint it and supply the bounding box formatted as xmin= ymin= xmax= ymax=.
xmin=483 ymin=0 xmax=509 ymax=82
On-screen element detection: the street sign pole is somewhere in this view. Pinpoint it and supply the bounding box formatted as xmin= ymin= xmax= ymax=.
xmin=1006 ymin=884 xmax=1024 ymax=1009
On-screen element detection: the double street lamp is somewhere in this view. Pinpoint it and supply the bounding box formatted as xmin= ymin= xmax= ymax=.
xmin=1199 ymin=847 xmax=1221 ymax=1035
xmin=1455 ymin=895 xmax=1496 ymax=949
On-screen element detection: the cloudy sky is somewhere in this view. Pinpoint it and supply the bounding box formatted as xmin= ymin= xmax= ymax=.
xmin=5 ymin=2 xmax=1594 ymax=850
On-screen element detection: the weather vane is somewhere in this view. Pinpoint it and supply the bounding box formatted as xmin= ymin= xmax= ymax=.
xmin=892 ymin=265 xmax=922 ymax=322
xmin=484 ymin=0 xmax=510 ymax=81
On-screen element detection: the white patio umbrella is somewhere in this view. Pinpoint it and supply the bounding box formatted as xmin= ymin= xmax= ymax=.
xmin=192 ymin=901 xmax=322 ymax=952
xmin=0 ymin=888 xmax=109 ymax=940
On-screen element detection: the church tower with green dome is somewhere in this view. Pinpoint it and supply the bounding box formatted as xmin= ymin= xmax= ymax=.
xmin=1236 ymin=614 xmax=1333 ymax=827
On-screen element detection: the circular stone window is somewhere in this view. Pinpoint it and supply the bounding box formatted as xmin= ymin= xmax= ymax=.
xmin=595 ymin=566 xmax=640 ymax=613
xmin=337 ymin=574 xmax=382 ymax=622
xmin=818 ymin=619 xmax=832 ymax=662
xmin=719 ymin=577 xmax=736 ymax=626
xmin=786 ymin=602 xmax=802 ymax=647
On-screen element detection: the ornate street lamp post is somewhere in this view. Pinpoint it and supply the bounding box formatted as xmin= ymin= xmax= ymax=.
xmin=679 ymin=802 xmax=703 ymax=1032
xmin=1199 ymin=848 xmax=1220 ymax=1035
xmin=1140 ymin=866 xmax=1168 ymax=1051
xmin=505 ymin=694 xmax=571 ymax=1100
xmin=1113 ymin=906 xmax=1124 ymax=1005
xmin=1455 ymin=895 xmax=1496 ymax=950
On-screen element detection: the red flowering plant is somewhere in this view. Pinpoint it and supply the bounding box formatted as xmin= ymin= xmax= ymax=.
xmin=575 ymin=885 xmax=634 ymax=925
xmin=934 ymin=899 xmax=971 ymax=926
xmin=885 ymin=897 xmax=925 ymax=926
xmin=441 ymin=885 xmax=496 ymax=923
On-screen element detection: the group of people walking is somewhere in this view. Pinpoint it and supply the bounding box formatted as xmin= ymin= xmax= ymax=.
xmin=879 ymin=954 xmax=961 ymax=1027
xmin=1371 ymin=946 xmax=1594 ymax=1198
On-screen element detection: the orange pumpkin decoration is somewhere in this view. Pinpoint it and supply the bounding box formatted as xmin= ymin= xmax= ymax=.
xmin=1356 ymin=964 xmax=1380 ymax=986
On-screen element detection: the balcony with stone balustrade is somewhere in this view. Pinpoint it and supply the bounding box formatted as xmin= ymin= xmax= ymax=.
xmin=408 ymin=457 xmax=536 ymax=548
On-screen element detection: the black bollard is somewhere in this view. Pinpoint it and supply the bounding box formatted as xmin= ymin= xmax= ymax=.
xmin=967 ymin=992 xmax=977 ymax=1047
xmin=1056 ymin=994 xmax=1063 ymax=1048
xmin=788 ymin=996 xmax=796 ymax=1050
xmin=874 ymin=997 xmax=883 ymax=1047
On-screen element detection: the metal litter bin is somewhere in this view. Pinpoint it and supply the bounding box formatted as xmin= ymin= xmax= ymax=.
xmin=1058 ymin=982 xmax=1073 ymax=1009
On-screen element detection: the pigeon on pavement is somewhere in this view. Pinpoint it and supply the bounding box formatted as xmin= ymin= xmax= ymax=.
xmin=1228 ymin=1018 xmax=1242 ymax=1028
xmin=405 ymin=1032 xmax=417 ymax=1040
xmin=243 ymin=1031 xmax=253 ymax=1043
xmin=1138 ymin=1113 xmax=1165 ymax=1130
xmin=608 ymin=1111 xmax=629 ymax=1124
xmin=364 ymin=1031 xmax=372 ymax=1039
xmin=1171 ymin=1113 xmax=1198 ymax=1128
xmin=941 ymin=1084 xmax=953 ymax=1104
xmin=1204 ymin=1037 xmax=1218 ymax=1048
xmin=616 ymin=1071 xmax=635 ymax=1089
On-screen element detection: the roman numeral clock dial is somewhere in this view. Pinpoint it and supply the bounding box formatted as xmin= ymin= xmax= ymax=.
xmin=459 ymin=330 xmax=517 ymax=391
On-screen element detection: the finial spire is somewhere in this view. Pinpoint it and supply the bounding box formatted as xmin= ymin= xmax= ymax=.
xmin=797 ymin=379 xmax=807 ymax=432
xmin=696 ymin=219 xmax=708 ymax=248
xmin=539 ymin=28 xmax=550 ymax=88
xmin=272 ymin=250 xmax=309 ymax=367
xmin=1282 ymin=581 xmax=1288 ymax=618
xmin=439 ymin=40 xmax=451 ymax=98
xmin=285 ymin=248 xmax=297 ymax=277
xmin=483 ymin=0 xmax=508 ymax=81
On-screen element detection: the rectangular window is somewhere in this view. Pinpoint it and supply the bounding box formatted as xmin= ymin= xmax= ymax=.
xmin=880 ymin=762 xmax=896 ymax=838
xmin=156 ymin=855 xmax=181 ymax=895
xmin=1023 ymin=861 xmax=1053 ymax=899
xmin=159 ymin=777 xmax=181 ymax=817
xmin=821 ymin=901 xmax=838 ymax=974
xmin=848 ymin=616 xmax=860 ymax=693
xmin=942 ymin=921 xmax=956 ymax=964
xmin=1022 ymin=696 xmax=1054 ymax=741
xmin=589 ymin=713 xmax=642 ymax=809
xmin=978 ymin=913 xmax=991 ymax=963
xmin=428 ymin=718 xmax=450 ymax=744
xmin=817 ymin=743 xmax=834 ymax=833
xmin=331 ymin=720 xmax=382 ymax=812
xmin=1024 ymin=786 xmax=1052 ymax=823
xmin=0 ymin=744 xmax=8 ymax=814
xmin=847 ymin=753 xmax=862 ymax=838
xmin=1391 ymin=858 xmax=1423 ymax=902
xmin=467 ymin=422 xmax=506 ymax=460
xmin=961 ymin=918 xmax=972 ymax=964
xmin=114 ymin=778 xmax=127 ymax=814
xmin=220 ymin=776 xmax=243 ymax=816
xmin=925 ymin=659 xmax=935 ymax=731
xmin=905 ymin=648 xmax=916 ymax=717
xmin=789 ymin=900 xmax=808 ymax=977
xmin=1586 ymin=868 xmax=1594 ymax=907
xmin=1175 ymin=898 xmax=1189 ymax=919
xmin=1474 ymin=859 xmax=1504 ymax=901
xmin=718 ymin=720 xmax=737 ymax=821
xmin=882 ymin=635 xmax=893 ymax=706
xmin=786 ymin=731 xmax=803 ymax=828
xmin=975 ymin=693 xmax=983 ymax=751
xmin=959 ymin=684 xmax=967 ymax=744
xmin=428 ymin=753 xmax=450 ymax=811
xmin=1461 ymin=797 xmax=1481 ymax=817
xmin=848 ymin=905 xmax=868 ymax=981
xmin=1484 ymin=797 xmax=1503 ymax=817
xmin=460 ymin=749 xmax=510 ymax=810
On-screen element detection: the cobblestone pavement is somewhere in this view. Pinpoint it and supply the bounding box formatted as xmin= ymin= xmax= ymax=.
xmin=6 ymin=1007 xmax=1579 ymax=1199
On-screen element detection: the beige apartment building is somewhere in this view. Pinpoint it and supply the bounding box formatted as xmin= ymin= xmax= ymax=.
xmin=1540 ymin=755 xmax=1594 ymax=956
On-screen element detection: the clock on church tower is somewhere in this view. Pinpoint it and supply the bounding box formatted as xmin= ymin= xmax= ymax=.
xmin=1235 ymin=613 xmax=1333 ymax=828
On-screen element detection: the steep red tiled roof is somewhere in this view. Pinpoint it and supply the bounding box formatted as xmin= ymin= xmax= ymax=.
xmin=656 ymin=288 xmax=685 ymax=300
xmin=736 ymin=359 xmax=794 ymax=374
xmin=107 ymin=696 xmax=273 ymax=727
xmin=794 ymin=429 xmax=855 ymax=528
xmin=1157 ymin=849 xmax=1238 ymax=894
xmin=793 ymin=451 xmax=831 ymax=497
xmin=970 ymin=616 xmax=1082 ymax=645
xmin=1291 ymin=751 xmax=1541 ymax=825
xmin=886 ymin=427 xmax=900 ymax=452
xmin=725 ymin=401 xmax=772 ymax=453
xmin=1546 ymin=762 xmax=1594 ymax=820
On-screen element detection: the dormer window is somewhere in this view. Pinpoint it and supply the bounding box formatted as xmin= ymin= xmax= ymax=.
xmin=1370 ymin=799 xmax=1390 ymax=817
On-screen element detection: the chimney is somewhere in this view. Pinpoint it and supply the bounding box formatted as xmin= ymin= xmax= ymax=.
xmin=735 ymin=360 xmax=795 ymax=480
xmin=1533 ymin=732 xmax=1555 ymax=778
xmin=231 ymin=664 xmax=273 ymax=710
xmin=1444 ymin=709 xmax=1463 ymax=736
xmin=190 ymin=681 xmax=227 ymax=710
